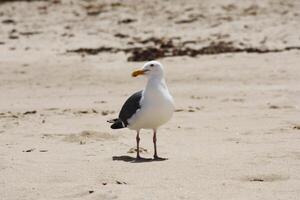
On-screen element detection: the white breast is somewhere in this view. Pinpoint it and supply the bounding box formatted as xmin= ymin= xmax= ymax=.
xmin=128 ymin=79 xmax=174 ymax=130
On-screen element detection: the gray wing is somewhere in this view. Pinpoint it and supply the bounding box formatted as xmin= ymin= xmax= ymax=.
xmin=119 ymin=90 xmax=143 ymax=126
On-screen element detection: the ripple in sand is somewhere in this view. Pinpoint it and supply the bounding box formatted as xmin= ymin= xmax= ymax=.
xmin=42 ymin=130 xmax=117 ymax=144
xmin=241 ymin=174 xmax=289 ymax=182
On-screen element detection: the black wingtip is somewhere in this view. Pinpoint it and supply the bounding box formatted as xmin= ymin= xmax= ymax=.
xmin=110 ymin=119 xmax=126 ymax=129
xmin=111 ymin=123 xmax=125 ymax=129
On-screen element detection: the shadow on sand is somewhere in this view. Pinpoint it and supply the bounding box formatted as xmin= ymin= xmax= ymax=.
xmin=112 ymin=155 xmax=168 ymax=163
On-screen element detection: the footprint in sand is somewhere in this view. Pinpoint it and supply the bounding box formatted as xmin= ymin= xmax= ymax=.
xmin=241 ymin=174 xmax=289 ymax=182
xmin=62 ymin=190 xmax=118 ymax=200
xmin=224 ymin=137 xmax=241 ymax=144
xmin=293 ymin=125 xmax=300 ymax=130
xmin=42 ymin=130 xmax=117 ymax=144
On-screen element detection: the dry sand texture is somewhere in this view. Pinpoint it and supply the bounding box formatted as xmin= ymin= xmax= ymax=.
xmin=1 ymin=0 xmax=300 ymax=199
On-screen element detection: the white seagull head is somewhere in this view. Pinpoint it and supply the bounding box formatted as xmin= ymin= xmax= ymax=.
xmin=132 ymin=61 xmax=164 ymax=79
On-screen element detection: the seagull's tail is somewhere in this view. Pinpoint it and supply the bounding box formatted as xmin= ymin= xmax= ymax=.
xmin=107 ymin=118 xmax=126 ymax=129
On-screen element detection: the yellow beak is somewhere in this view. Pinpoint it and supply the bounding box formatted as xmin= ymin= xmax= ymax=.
xmin=131 ymin=69 xmax=148 ymax=77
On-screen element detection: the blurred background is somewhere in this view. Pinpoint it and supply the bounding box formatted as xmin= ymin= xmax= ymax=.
xmin=1 ymin=0 xmax=299 ymax=61
xmin=1 ymin=1 xmax=300 ymax=200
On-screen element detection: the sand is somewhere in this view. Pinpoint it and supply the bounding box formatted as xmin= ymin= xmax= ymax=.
xmin=1 ymin=0 xmax=300 ymax=199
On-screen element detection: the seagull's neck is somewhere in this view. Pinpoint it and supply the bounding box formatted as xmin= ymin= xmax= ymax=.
xmin=143 ymin=75 xmax=173 ymax=104
xmin=145 ymin=76 xmax=169 ymax=93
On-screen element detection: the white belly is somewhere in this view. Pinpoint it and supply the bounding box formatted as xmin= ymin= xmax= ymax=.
xmin=128 ymin=89 xmax=174 ymax=130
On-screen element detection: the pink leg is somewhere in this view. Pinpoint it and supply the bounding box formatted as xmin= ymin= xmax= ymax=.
xmin=153 ymin=129 xmax=158 ymax=158
xmin=153 ymin=129 xmax=167 ymax=160
xmin=136 ymin=130 xmax=141 ymax=159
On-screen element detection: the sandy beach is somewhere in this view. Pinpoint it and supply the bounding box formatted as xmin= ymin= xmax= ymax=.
xmin=1 ymin=0 xmax=300 ymax=199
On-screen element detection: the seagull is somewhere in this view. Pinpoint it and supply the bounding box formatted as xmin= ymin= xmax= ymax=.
xmin=108 ymin=61 xmax=174 ymax=160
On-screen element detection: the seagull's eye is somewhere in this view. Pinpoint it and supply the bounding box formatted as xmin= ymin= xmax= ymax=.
xmin=150 ymin=64 xmax=154 ymax=67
